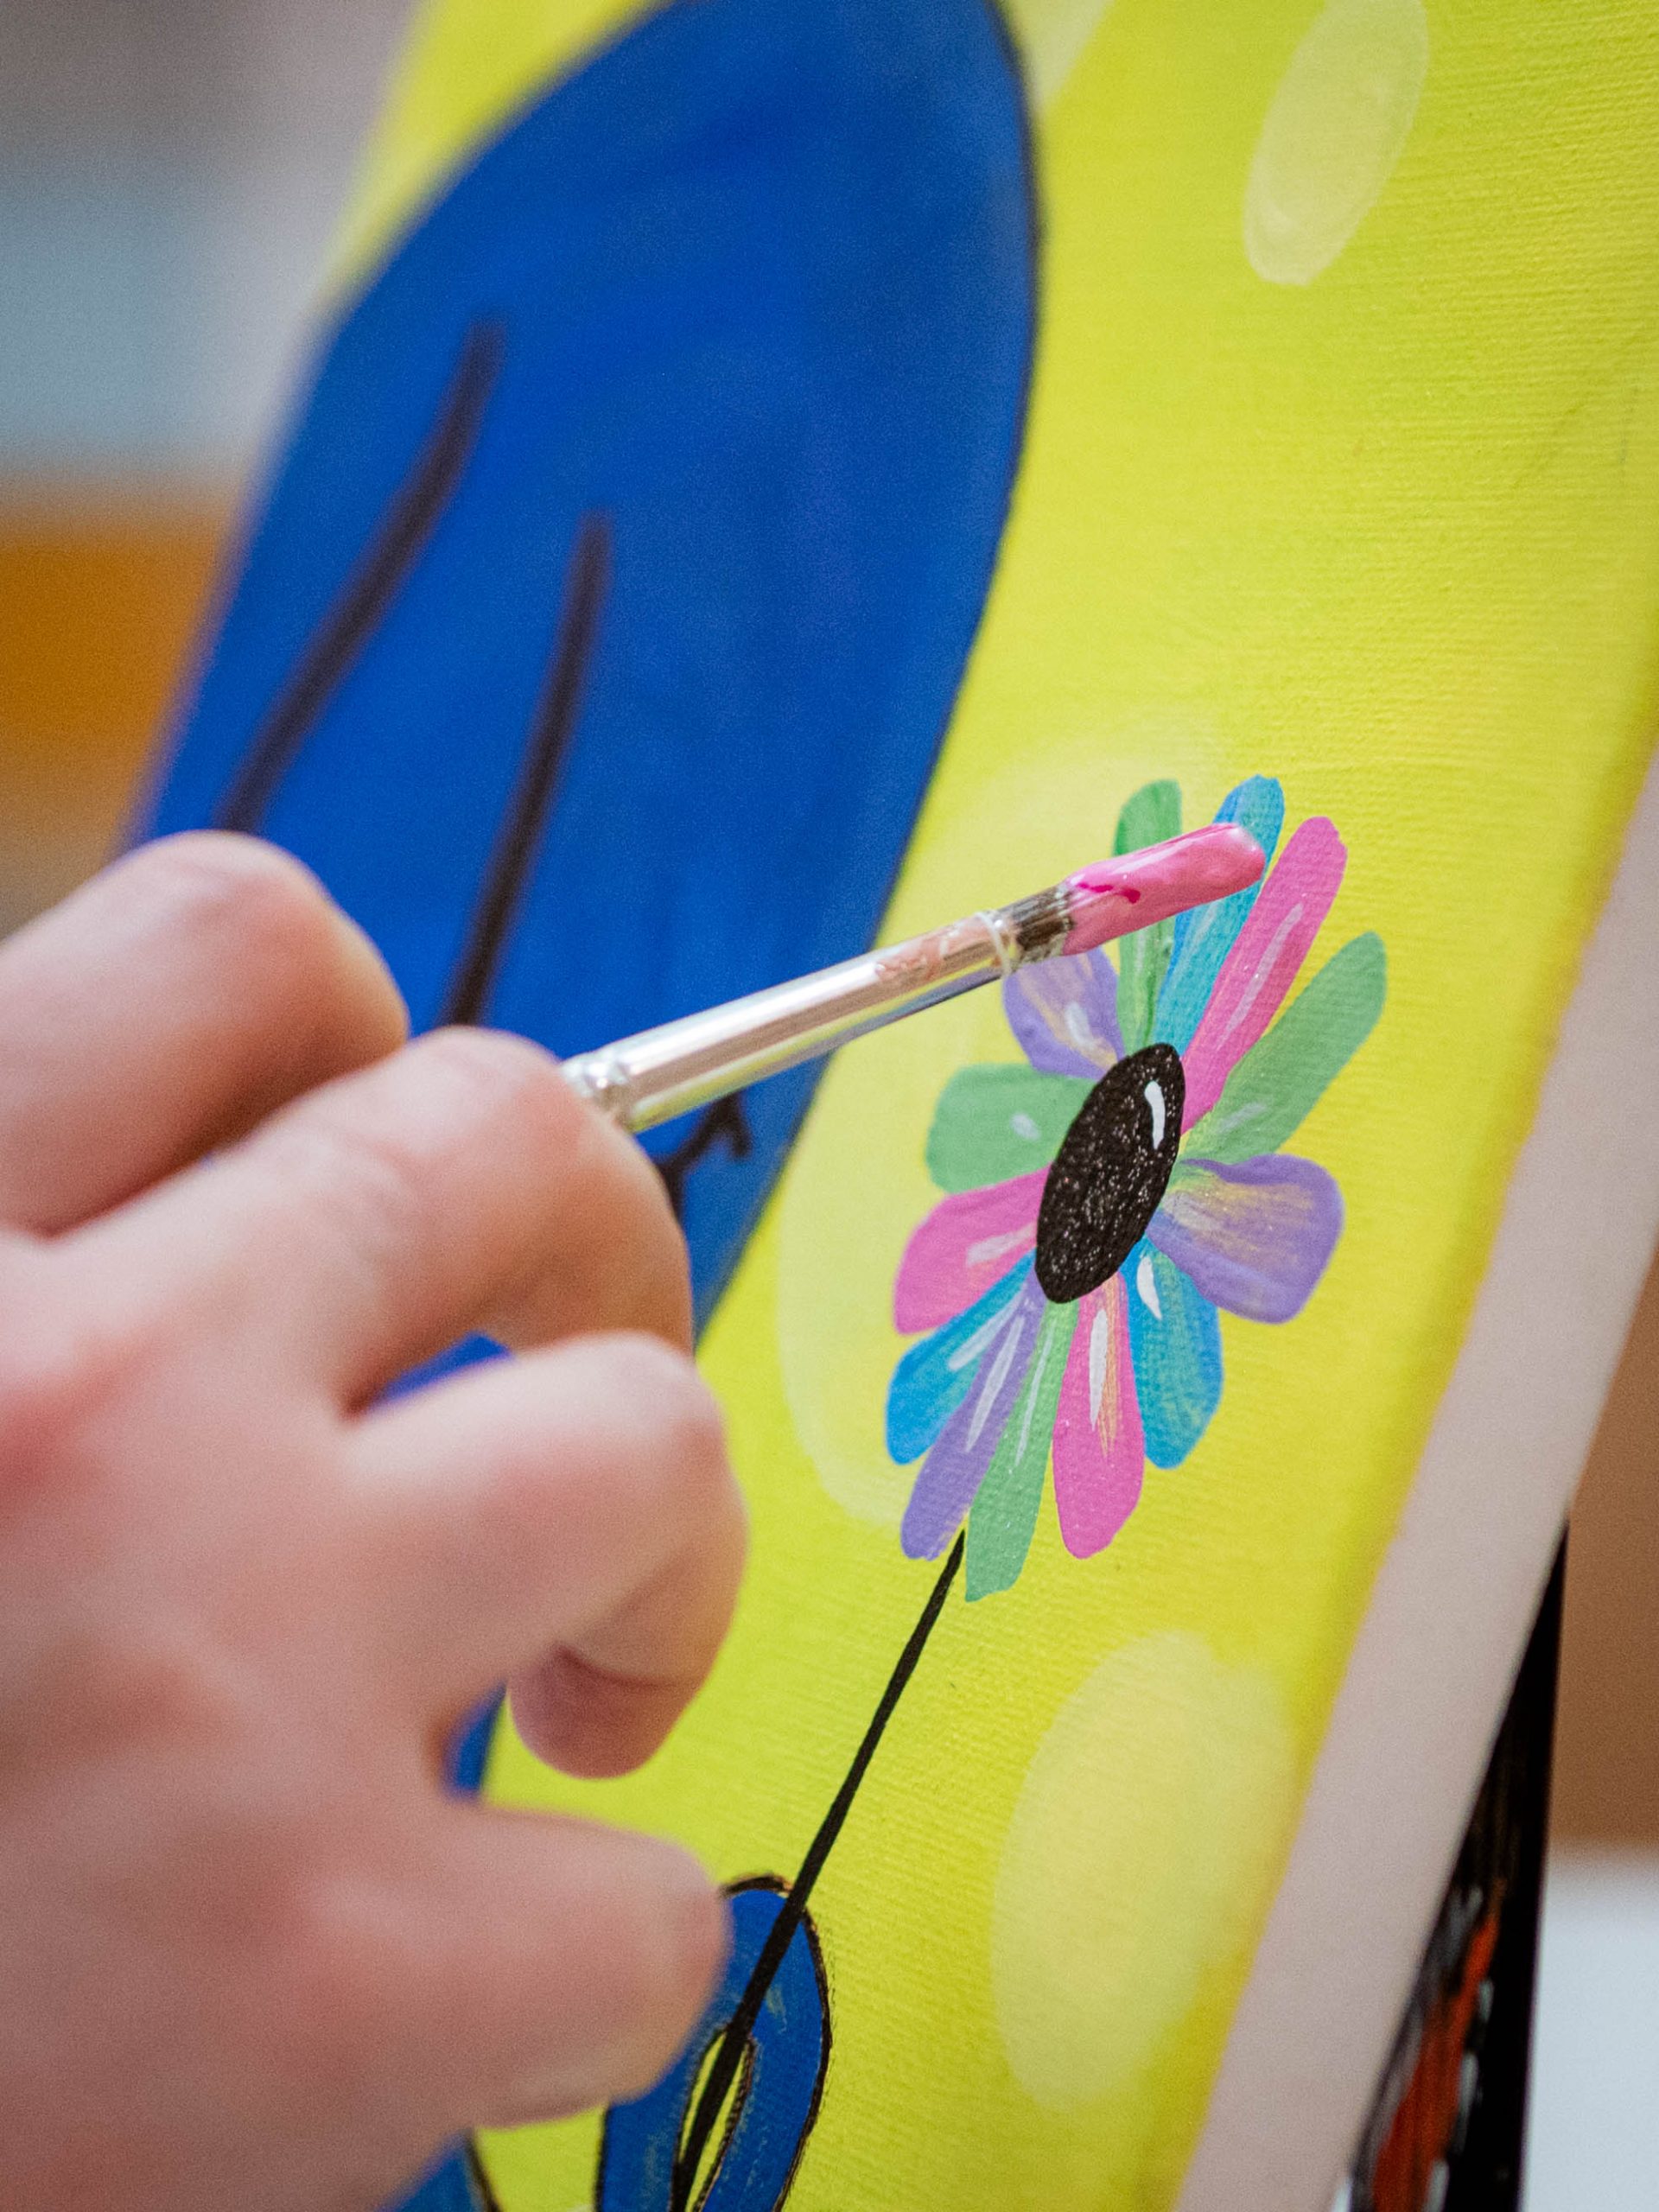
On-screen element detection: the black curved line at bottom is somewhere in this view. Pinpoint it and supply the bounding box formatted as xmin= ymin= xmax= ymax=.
xmin=588 ymin=1873 xmax=832 ymax=2212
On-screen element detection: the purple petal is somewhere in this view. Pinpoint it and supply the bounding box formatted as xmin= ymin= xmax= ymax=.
xmin=900 ymin=1274 xmax=1046 ymax=1557
xmin=1148 ymin=1154 xmax=1343 ymax=1323
xmin=1003 ymin=950 xmax=1123 ymax=1078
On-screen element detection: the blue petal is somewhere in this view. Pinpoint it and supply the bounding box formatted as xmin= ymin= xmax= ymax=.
xmin=1123 ymin=1242 xmax=1223 ymax=1469
xmin=886 ymin=1259 xmax=1033 ymax=1465
xmin=1156 ymin=777 xmax=1286 ymax=1052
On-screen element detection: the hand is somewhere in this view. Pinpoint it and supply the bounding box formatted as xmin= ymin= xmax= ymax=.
xmin=0 ymin=835 xmax=743 ymax=2210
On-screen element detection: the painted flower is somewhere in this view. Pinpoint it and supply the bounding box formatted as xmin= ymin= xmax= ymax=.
xmin=886 ymin=776 xmax=1386 ymax=1599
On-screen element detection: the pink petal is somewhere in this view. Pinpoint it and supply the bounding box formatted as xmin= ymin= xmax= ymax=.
xmin=1181 ymin=817 xmax=1346 ymax=1126
xmin=893 ymin=1171 xmax=1046 ymax=1333
xmin=1051 ymin=1276 xmax=1144 ymax=1557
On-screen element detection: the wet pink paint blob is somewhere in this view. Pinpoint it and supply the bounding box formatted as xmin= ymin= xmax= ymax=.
xmin=1062 ymin=823 xmax=1264 ymax=953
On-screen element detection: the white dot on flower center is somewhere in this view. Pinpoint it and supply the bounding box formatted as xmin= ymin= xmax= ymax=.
xmin=1144 ymin=1081 xmax=1166 ymax=1150
xmin=1136 ymin=1252 xmax=1162 ymax=1319
xmin=1011 ymin=1111 xmax=1041 ymax=1142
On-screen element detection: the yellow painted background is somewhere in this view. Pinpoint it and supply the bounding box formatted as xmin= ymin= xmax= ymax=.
xmin=339 ymin=2 xmax=1659 ymax=2203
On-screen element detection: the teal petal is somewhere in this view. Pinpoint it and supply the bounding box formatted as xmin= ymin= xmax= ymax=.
xmin=1123 ymin=1243 xmax=1223 ymax=1469
xmin=886 ymin=1260 xmax=1031 ymax=1464
xmin=1182 ymin=931 xmax=1386 ymax=1163
xmin=1114 ymin=779 xmax=1182 ymax=1050
xmin=966 ymin=1300 xmax=1077 ymax=1599
xmin=926 ymin=1065 xmax=1093 ymax=1192
xmin=1156 ymin=777 xmax=1286 ymax=1051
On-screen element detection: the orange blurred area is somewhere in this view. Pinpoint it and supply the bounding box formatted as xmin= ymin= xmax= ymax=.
xmin=0 ymin=489 xmax=229 ymax=921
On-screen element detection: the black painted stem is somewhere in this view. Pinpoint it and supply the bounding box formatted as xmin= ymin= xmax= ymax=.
xmin=671 ymin=1535 xmax=966 ymax=2211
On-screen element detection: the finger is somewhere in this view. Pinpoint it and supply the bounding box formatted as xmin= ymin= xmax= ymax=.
xmin=75 ymin=1026 xmax=691 ymax=1398
xmin=414 ymin=1809 xmax=729 ymax=2130
xmin=0 ymin=834 xmax=406 ymax=1233
xmin=349 ymin=1333 xmax=745 ymax=1777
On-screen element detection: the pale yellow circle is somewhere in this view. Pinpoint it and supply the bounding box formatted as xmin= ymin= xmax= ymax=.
xmin=1244 ymin=0 xmax=1429 ymax=286
xmin=992 ymin=1633 xmax=1295 ymax=2107
xmin=775 ymin=724 xmax=1215 ymax=1526
xmin=1002 ymin=0 xmax=1116 ymax=111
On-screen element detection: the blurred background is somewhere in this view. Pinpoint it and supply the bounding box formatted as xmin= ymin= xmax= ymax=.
xmin=3 ymin=3 xmax=1656 ymax=2202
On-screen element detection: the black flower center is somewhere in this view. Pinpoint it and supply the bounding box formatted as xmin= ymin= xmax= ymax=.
xmin=1033 ymin=1043 xmax=1185 ymax=1305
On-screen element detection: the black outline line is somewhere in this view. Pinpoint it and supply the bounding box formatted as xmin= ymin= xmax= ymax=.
xmin=215 ymin=321 xmax=505 ymax=835
xmin=440 ymin=513 xmax=611 ymax=1026
xmin=462 ymin=2136 xmax=502 ymax=2210
xmin=591 ymin=1874 xmax=831 ymax=2212
xmin=671 ymin=1535 xmax=964 ymax=2211
xmin=657 ymin=1094 xmax=755 ymax=1220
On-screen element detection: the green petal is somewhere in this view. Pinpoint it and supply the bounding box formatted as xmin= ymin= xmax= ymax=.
xmin=966 ymin=1300 xmax=1077 ymax=1599
xmin=1113 ymin=780 xmax=1182 ymax=1051
xmin=927 ymin=1065 xmax=1094 ymax=1193
xmin=1182 ymin=931 xmax=1386 ymax=1163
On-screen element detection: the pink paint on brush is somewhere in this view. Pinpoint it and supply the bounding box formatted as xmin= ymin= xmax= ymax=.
xmin=1061 ymin=823 xmax=1265 ymax=953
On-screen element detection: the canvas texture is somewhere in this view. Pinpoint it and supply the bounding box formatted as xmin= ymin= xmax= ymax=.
xmin=145 ymin=3 xmax=1659 ymax=2208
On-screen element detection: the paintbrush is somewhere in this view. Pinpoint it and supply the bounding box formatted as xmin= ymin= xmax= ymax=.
xmin=561 ymin=823 xmax=1263 ymax=1131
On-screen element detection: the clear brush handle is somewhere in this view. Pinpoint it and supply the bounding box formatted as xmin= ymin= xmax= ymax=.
xmin=559 ymin=906 xmax=1028 ymax=1133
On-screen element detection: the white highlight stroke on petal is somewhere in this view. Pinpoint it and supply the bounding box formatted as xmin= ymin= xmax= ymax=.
xmin=949 ymin=1303 xmax=1020 ymax=1374
xmin=968 ymin=1227 xmax=1036 ymax=1269
xmin=969 ymin=1303 xmax=1028 ymax=1447
xmin=1223 ymin=903 xmax=1303 ymax=1042
xmin=1087 ymin=1302 xmax=1110 ymax=1424
xmin=1017 ymin=1320 xmax=1058 ymax=1460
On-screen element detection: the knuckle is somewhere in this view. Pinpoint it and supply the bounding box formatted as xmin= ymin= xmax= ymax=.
xmin=276 ymin=1889 xmax=409 ymax=2064
xmin=138 ymin=833 xmax=339 ymax=988
xmin=605 ymin=1340 xmax=742 ymax=1562
xmin=609 ymin=1337 xmax=728 ymax=1480
xmin=264 ymin=1111 xmax=437 ymax=1277
xmin=416 ymin=1026 xmax=570 ymax=1135
xmin=0 ymin=1270 xmax=167 ymax=1486
xmin=606 ymin=1874 xmax=728 ymax=2100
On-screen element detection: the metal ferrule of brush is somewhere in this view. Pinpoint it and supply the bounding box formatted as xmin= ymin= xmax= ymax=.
xmin=1002 ymin=881 xmax=1077 ymax=963
xmin=561 ymin=907 xmax=1023 ymax=1134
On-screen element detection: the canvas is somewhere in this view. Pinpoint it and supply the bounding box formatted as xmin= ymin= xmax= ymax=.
xmin=143 ymin=3 xmax=1659 ymax=2209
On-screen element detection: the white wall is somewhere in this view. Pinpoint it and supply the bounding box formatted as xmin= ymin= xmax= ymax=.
xmin=0 ymin=0 xmax=415 ymax=475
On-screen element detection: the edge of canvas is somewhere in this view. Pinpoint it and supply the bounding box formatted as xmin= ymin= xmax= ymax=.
xmin=1179 ymin=739 xmax=1659 ymax=2212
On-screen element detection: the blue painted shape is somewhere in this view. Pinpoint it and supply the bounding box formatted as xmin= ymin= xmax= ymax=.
xmin=595 ymin=1883 xmax=830 ymax=2212
xmin=1122 ymin=1241 xmax=1223 ymax=1470
xmin=140 ymin=0 xmax=1037 ymax=1339
xmin=1155 ymin=777 xmax=1286 ymax=1053
xmin=137 ymin=3 xmax=1033 ymax=2202
xmin=886 ymin=1259 xmax=1031 ymax=1465
xmin=385 ymin=2150 xmax=487 ymax=2212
